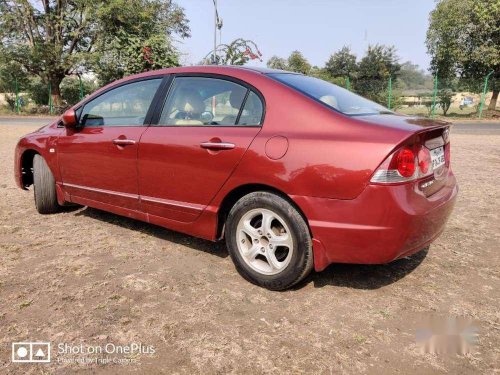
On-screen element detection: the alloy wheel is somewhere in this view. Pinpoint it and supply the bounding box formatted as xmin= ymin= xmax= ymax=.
xmin=236 ymin=208 xmax=294 ymax=275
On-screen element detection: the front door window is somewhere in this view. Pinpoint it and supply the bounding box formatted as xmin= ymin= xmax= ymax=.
xmin=80 ymin=78 xmax=162 ymax=127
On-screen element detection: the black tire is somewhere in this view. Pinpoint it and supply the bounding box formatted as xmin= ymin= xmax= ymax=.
xmin=33 ymin=154 xmax=60 ymax=214
xmin=225 ymin=192 xmax=314 ymax=290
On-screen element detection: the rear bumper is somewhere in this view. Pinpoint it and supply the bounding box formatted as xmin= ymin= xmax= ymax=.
xmin=292 ymin=170 xmax=458 ymax=271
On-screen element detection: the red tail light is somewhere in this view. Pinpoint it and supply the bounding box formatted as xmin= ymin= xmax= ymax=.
xmin=396 ymin=148 xmax=416 ymax=177
xmin=418 ymin=146 xmax=431 ymax=174
xmin=444 ymin=143 xmax=451 ymax=167
xmin=371 ymin=144 xmax=436 ymax=184
xmin=371 ymin=127 xmax=451 ymax=185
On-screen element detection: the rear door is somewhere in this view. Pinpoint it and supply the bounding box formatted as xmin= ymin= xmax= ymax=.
xmin=138 ymin=75 xmax=264 ymax=222
xmin=57 ymin=77 xmax=163 ymax=210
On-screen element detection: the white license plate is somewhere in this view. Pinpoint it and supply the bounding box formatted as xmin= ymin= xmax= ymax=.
xmin=430 ymin=146 xmax=445 ymax=170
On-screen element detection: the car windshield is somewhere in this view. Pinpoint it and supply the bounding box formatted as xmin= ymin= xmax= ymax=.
xmin=268 ymin=73 xmax=392 ymax=116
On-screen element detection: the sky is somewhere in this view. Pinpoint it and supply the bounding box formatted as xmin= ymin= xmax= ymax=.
xmin=175 ymin=0 xmax=436 ymax=71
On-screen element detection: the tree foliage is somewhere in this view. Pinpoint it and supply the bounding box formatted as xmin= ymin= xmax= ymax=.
xmin=0 ymin=58 xmax=29 ymax=92
xmin=355 ymin=45 xmax=401 ymax=103
xmin=92 ymin=0 xmax=189 ymax=85
xmin=437 ymin=88 xmax=454 ymax=116
xmin=426 ymin=0 xmax=500 ymax=109
xmin=0 ymin=0 xmax=190 ymax=104
xmin=398 ymin=61 xmax=433 ymax=91
xmin=266 ymin=51 xmax=311 ymax=74
xmin=266 ymin=55 xmax=288 ymax=70
xmin=202 ymin=38 xmax=262 ymax=65
xmin=287 ymin=51 xmax=311 ymax=74
xmin=324 ymin=46 xmax=357 ymax=79
xmin=60 ymin=76 xmax=97 ymax=105
xmin=266 ymin=45 xmax=401 ymax=106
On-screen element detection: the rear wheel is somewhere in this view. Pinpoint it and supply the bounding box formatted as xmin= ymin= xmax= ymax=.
xmin=33 ymin=154 xmax=60 ymax=214
xmin=225 ymin=192 xmax=313 ymax=290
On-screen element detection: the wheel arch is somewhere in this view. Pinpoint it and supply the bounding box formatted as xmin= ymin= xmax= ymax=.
xmin=19 ymin=149 xmax=40 ymax=189
xmin=216 ymin=183 xmax=311 ymax=239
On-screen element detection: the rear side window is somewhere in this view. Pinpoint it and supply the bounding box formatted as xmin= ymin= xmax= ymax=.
xmin=80 ymin=78 xmax=162 ymax=127
xmin=238 ymin=91 xmax=264 ymax=126
xmin=268 ymin=73 xmax=389 ymax=116
xmin=157 ymin=76 xmax=263 ymax=126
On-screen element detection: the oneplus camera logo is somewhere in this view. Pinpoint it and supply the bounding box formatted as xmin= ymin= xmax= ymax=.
xmin=12 ymin=342 xmax=51 ymax=363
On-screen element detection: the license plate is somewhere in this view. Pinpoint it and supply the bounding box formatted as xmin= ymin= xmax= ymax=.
xmin=430 ymin=146 xmax=445 ymax=170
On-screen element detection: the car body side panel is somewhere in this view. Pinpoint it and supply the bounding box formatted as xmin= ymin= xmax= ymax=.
xmin=14 ymin=122 xmax=62 ymax=190
xmin=199 ymin=71 xmax=415 ymax=200
xmin=13 ymin=66 xmax=458 ymax=271
xmin=138 ymin=126 xmax=261 ymax=222
xmin=292 ymin=170 xmax=458 ymax=271
xmin=57 ymin=126 xmax=146 ymax=211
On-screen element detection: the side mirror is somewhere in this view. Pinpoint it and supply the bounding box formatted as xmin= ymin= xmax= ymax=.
xmin=62 ymin=109 xmax=78 ymax=128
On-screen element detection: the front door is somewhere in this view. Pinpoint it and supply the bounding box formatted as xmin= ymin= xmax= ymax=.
xmin=138 ymin=75 xmax=264 ymax=222
xmin=57 ymin=78 xmax=163 ymax=210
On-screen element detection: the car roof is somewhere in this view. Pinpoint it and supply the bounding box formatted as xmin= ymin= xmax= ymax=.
xmin=227 ymin=66 xmax=292 ymax=74
xmin=118 ymin=65 xmax=296 ymax=82
xmin=164 ymin=65 xmax=292 ymax=75
xmin=85 ymin=65 xmax=298 ymax=105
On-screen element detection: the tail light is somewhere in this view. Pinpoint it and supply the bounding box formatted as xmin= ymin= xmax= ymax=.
xmin=444 ymin=143 xmax=451 ymax=167
xmin=417 ymin=146 xmax=432 ymax=174
xmin=371 ymin=144 xmax=435 ymax=184
xmin=396 ymin=147 xmax=416 ymax=177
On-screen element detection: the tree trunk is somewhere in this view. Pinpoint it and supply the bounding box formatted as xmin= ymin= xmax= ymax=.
xmin=50 ymin=78 xmax=62 ymax=107
xmin=488 ymin=90 xmax=498 ymax=111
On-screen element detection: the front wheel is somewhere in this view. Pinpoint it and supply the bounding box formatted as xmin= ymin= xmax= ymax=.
xmin=225 ymin=192 xmax=313 ymax=290
xmin=33 ymin=154 xmax=60 ymax=214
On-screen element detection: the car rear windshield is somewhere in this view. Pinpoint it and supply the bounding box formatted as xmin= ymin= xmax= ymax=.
xmin=268 ymin=73 xmax=391 ymax=116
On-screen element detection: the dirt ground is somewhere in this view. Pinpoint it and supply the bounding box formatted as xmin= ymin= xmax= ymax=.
xmin=0 ymin=123 xmax=498 ymax=374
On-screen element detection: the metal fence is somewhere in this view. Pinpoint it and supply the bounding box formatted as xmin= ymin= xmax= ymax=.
xmin=2 ymin=72 xmax=497 ymax=118
xmin=8 ymin=76 xmax=86 ymax=115
xmin=337 ymin=71 xmax=497 ymax=119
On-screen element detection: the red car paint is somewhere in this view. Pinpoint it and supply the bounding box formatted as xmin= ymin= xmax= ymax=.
xmin=14 ymin=66 xmax=457 ymax=271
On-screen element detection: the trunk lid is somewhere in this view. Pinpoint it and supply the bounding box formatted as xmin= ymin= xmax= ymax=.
xmin=361 ymin=114 xmax=452 ymax=196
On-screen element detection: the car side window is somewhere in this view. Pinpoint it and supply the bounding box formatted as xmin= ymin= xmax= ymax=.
xmin=157 ymin=76 xmax=262 ymax=126
xmin=80 ymin=78 xmax=162 ymax=127
xmin=237 ymin=91 xmax=264 ymax=126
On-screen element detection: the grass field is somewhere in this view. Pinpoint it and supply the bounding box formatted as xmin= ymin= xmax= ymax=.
xmin=396 ymin=106 xmax=478 ymax=118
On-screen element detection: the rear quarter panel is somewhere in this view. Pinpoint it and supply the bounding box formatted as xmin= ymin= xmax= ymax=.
xmin=214 ymin=76 xmax=414 ymax=201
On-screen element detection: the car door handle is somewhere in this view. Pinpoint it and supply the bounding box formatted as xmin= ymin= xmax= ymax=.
xmin=112 ymin=139 xmax=136 ymax=146
xmin=200 ymin=141 xmax=235 ymax=150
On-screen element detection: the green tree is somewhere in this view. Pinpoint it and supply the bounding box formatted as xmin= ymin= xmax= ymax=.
xmin=398 ymin=61 xmax=433 ymax=91
xmin=437 ymin=88 xmax=454 ymax=116
xmin=355 ymin=44 xmax=401 ymax=104
xmin=202 ymin=39 xmax=262 ymax=66
xmin=426 ymin=0 xmax=499 ymax=110
xmin=0 ymin=58 xmax=29 ymax=93
xmin=324 ymin=46 xmax=357 ymax=79
xmin=287 ymin=51 xmax=311 ymax=74
xmin=0 ymin=0 xmax=189 ymax=104
xmin=60 ymin=76 xmax=97 ymax=105
xmin=265 ymin=51 xmax=310 ymax=73
xmin=92 ymin=0 xmax=189 ymax=85
xmin=267 ymin=55 xmax=288 ymax=70
xmin=27 ymin=77 xmax=50 ymax=106
xmin=307 ymin=66 xmax=344 ymax=86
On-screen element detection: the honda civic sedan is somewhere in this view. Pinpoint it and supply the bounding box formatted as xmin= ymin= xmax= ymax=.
xmin=14 ymin=66 xmax=457 ymax=290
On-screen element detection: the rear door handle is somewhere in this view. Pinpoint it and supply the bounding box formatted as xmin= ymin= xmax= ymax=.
xmin=200 ymin=141 xmax=235 ymax=150
xmin=112 ymin=139 xmax=136 ymax=146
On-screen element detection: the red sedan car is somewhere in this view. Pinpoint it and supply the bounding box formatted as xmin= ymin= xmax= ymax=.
xmin=14 ymin=66 xmax=457 ymax=290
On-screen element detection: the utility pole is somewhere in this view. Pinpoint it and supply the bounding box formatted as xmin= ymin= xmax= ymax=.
xmin=212 ymin=0 xmax=222 ymax=64
xmin=213 ymin=0 xmax=217 ymax=64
